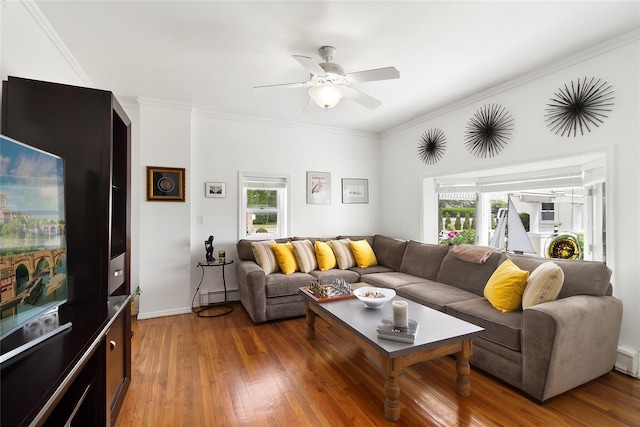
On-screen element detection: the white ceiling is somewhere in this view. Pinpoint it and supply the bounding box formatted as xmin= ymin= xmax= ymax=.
xmin=35 ymin=1 xmax=640 ymax=134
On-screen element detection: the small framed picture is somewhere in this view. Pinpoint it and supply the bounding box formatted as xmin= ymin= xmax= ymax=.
xmin=147 ymin=166 xmax=185 ymax=202
xmin=307 ymin=171 xmax=331 ymax=204
xmin=342 ymin=178 xmax=369 ymax=204
xmin=205 ymin=182 xmax=226 ymax=198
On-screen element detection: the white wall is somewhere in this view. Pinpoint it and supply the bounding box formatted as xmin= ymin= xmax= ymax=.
xmin=0 ymin=1 xmax=91 ymax=89
xmin=379 ymin=35 xmax=640 ymax=375
xmin=187 ymin=111 xmax=379 ymax=309
xmin=135 ymin=98 xmax=193 ymax=318
xmin=134 ymin=105 xmax=379 ymax=319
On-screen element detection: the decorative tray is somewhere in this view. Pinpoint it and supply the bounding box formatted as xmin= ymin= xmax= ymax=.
xmin=299 ymin=285 xmax=356 ymax=303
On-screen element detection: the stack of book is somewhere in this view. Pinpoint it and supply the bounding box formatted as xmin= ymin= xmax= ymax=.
xmin=376 ymin=318 xmax=419 ymax=343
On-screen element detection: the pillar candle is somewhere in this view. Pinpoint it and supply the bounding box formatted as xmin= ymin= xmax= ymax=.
xmin=392 ymin=300 xmax=408 ymax=327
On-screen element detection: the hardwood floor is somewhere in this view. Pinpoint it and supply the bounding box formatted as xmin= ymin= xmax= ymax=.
xmin=115 ymin=303 xmax=640 ymax=426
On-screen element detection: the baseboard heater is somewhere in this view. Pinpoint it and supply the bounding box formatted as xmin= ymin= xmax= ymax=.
xmin=200 ymin=289 xmax=240 ymax=306
xmin=615 ymin=346 xmax=639 ymax=378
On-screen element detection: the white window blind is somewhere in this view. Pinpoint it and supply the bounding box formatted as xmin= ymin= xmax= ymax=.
xmin=239 ymin=173 xmax=289 ymax=239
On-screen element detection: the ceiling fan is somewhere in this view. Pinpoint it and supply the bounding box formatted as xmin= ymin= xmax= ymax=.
xmin=254 ymin=46 xmax=400 ymax=110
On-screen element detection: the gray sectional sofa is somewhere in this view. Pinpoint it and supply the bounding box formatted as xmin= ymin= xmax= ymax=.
xmin=235 ymin=234 xmax=622 ymax=402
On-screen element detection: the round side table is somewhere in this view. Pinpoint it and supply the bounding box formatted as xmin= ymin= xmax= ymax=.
xmin=194 ymin=259 xmax=234 ymax=317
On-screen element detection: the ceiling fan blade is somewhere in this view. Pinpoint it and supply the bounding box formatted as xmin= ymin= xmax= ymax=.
xmin=300 ymin=97 xmax=314 ymax=116
xmin=253 ymin=82 xmax=307 ymax=89
xmin=342 ymin=86 xmax=382 ymax=109
xmin=293 ymin=55 xmax=327 ymax=77
xmin=347 ymin=66 xmax=400 ymax=83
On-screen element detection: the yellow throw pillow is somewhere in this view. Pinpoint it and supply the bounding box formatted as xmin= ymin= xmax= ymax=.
xmin=315 ymin=240 xmax=337 ymax=271
xmin=291 ymin=240 xmax=318 ymax=273
xmin=349 ymin=239 xmax=378 ymax=269
xmin=328 ymin=238 xmax=356 ymax=270
xmin=522 ymin=262 xmax=564 ymax=309
xmin=484 ymin=259 xmax=529 ymax=313
xmin=251 ymin=240 xmax=279 ymax=275
xmin=272 ymin=242 xmax=299 ymax=275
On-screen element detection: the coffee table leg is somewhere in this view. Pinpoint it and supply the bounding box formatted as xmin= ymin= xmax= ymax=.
xmin=304 ymin=300 xmax=316 ymax=339
xmin=455 ymin=339 xmax=473 ymax=396
xmin=383 ymin=359 xmax=403 ymax=421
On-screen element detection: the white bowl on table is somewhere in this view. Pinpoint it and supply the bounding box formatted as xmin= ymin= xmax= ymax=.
xmin=353 ymin=286 xmax=396 ymax=309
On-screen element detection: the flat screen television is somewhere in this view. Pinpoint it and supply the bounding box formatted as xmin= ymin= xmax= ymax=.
xmin=0 ymin=134 xmax=70 ymax=363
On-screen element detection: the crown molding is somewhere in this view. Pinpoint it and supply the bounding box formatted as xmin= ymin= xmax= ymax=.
xmin=193 ymin=108 xmax=377 ymax=139
xmin=116 ymin=96 xmax=140 ymax=110
xmin=121 ymin=97 xmax=375 ymax=138
xmin=20 ymin=0 xmax=94 ymax=87
xmin=382 ymin=28 xmax=640 ymax=138
xmin=136 ymin=96 xmax=193 ymax=111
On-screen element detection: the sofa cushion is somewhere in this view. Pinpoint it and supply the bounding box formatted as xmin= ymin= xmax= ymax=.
xmin=251 ymin=240 xmax=280 ymax=274
xmin=272 ymin=242 xmax=299 ymax=275
xmin=437 ymin=251 xmax=505 ymax=296
xmin=397 ymin=281 xmax=481 ymax=312
xmin=360 ymin=271 xmax=426 ymax=290
xmin=522 ymin=261 xmax=564 ymax=309
xmin=373 ymin=235 xmax=408 ymax=270
xmin=509 ymin=254 xmax=612 ymax=298
xmin=350 ymin=265 xmax=394 ymax=276
xmin=315 ymin=241 xmax=337 ymax=271
xmin=292 ymin=236 xmax=330 ymax=244
xmin=350 ymin=239 xmax=378 ymax=268
xmin=237 ymin=239 xmax=256 ymax=261
xmin=237 ymin=237 xmax=291 ymax=262
xmin=484 ymin=259 xmax=529 ymax=313
xmin=291 ymin=240 xmax=318 ymax=273
xmin=337 ymin=235 xmax=374 ymax=246
xmin=399 ymin=241 xmax=450 ymax=280
xmin=446 ymin=298 xmax=523 ymax=352
xmin=264 ymin=272 xmax=315 ymax=298
xmin=329 ymin=238 xmax=356 ymax=270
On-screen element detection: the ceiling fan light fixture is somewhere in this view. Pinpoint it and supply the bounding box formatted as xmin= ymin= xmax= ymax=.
xmin=309 ymin=83 xmax=343 ymax=109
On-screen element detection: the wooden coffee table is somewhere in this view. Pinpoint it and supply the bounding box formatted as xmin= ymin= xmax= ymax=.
xmin=300 ymin=291 xmax=484 ymax=421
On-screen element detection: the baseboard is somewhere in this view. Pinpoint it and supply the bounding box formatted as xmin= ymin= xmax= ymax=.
xmin=199 ymin=289 xmax=240 ymax=305
xmin=137 ymin=307 xmax=192 ymax=320
xmin=615 ymin=346 xmax=640 ymax=378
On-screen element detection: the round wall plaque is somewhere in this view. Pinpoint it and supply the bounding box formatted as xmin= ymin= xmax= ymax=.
xmin=417 ymin=128 xmax=446 ymax=165
xmin=544 ymin=77 xmax=614 ymax=137
xmin=464 ymin=103 xmax=513 ymax=158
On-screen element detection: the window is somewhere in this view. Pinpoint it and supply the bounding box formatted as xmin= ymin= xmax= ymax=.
xmin=437 ymin=193 xmax=477 ymax=245
xmin=540 ymin=202 xmax=556 ymax=222
xmin=239 ymin=173 xmax=289 ymax=239
xmin=428 ymin=152 xmax=607 ymax=262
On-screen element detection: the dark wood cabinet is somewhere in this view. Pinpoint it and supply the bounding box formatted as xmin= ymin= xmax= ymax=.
xmin=1 ymin=77 xmax=132 ymax=426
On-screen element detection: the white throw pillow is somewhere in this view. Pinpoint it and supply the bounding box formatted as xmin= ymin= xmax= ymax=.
xmin=522 ymin=261 xmax=564 ymax=309
xmin=291 ymin=240 xmax=318 ymax=273
xmin=329 ymin=239 xmax=356 ymax=270
xmin=251 ymin=240 xmax=279 ymax=274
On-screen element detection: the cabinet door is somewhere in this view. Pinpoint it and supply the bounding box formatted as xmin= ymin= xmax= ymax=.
xmin=106 ymin=310 xmax=126 ymax=421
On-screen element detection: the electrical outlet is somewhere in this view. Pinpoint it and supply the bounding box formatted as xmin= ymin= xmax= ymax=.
xmin=196 ymin=215 xmax=204 ymax=225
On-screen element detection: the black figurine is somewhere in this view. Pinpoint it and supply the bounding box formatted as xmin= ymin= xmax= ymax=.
xmin=205 ymin=235 xmax=214 ymax=262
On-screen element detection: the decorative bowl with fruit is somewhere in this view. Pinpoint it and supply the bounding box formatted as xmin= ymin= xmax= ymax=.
xmin=353 ymin=286 xmax=396 ymax=309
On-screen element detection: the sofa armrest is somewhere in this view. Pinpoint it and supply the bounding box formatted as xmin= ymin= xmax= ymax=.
xmin=521 ymin=295 xmax=622 ymax=401
xmin=235 ymin=260 xmax=268 ymax=323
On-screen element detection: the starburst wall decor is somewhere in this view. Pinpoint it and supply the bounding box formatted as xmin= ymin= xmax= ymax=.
xmin=464 ymin=103 xmax=513 ymax=158
xmin=544 ymin=77 xmax=614 ymax=137
xmin=417 ymin=128 xmax=446 ymax=165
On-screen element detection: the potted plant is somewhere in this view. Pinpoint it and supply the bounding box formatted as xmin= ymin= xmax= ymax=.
xmin=131 ymin=286 xmax=142 ymax=314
